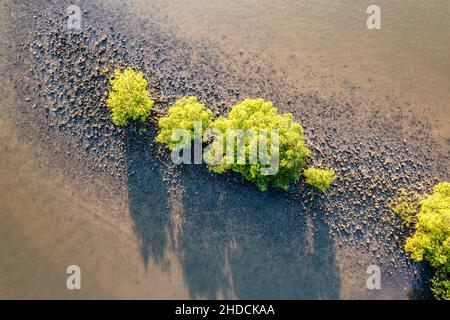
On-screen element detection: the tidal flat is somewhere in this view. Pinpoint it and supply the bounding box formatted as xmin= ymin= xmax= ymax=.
xmin=0 ymin=0 xmax=448 ymax=299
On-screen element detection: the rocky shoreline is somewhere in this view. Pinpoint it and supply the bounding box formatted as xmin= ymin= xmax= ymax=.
xmin=4 ymin=0 xmax=448 ymax=298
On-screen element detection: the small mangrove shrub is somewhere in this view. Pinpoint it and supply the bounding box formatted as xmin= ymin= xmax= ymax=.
xmin=106 ymin=68 xmax=154 ymax=126
xmin=401 ymin=182 xmax=450 ymax=300
xmin=208 ymin=98 xmax=311 ymax=191
xmin=390 ymin=190 xmax=421 ymax=226
xmin=156 ymin=96 xmax=213 ymax=150
xmin=303 ymin=167 xmax=336 ymax=192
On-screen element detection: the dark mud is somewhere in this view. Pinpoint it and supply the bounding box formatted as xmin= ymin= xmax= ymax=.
xmin=4 ymin=0 xmax=448 ymax=298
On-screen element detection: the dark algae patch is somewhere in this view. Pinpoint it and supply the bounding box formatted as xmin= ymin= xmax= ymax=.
xmin=4 ymin=0 xmax=449 ymax=298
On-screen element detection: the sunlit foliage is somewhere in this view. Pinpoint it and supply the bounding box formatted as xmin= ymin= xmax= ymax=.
xmin=106 ymin=68 xmax=154 ymax=126
xmin=303 ymin=167 xmax=336 ymax=192
xmin=156 ymin=96 xmax=213 ymax=150
xmin=208 ymin=98 xmax=311 ymax=191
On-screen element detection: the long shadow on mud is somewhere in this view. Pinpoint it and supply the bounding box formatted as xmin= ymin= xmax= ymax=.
xmin=125 ymin=131 xmax=341 ymax=298
xmin=125 ymin=129 xmax=174 ymax=267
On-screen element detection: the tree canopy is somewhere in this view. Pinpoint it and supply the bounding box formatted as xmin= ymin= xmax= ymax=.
xmin=208 ymin=98 xmax=311 ymax=191
xmin=402 ymin=182 xmax=450 ymax=299
xmin=106 ymin=68 xmax=154 ymax=126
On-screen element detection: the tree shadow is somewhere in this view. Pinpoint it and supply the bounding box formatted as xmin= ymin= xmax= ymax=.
xmin=125 ymin=133 xmax=341 ymax=298
xmin=176 ymin=165 xmax=340 ymax=299
xmin=125 ymin=128 xmax=174 ymax=268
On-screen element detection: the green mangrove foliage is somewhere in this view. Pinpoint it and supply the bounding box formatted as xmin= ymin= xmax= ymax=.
xmin=156 ymin=96 xmax=213 ymax=150
xmin=303 ymin=167 xmax=336 ymax=192
xmin=106 ymin=68 xmax=154 ymax=126
xmin=390 ymin=190 xmax=421 ymax=226
xmin=155 ymin=97 xmax=337 ymax=192
xmin=431 ymin=269 xmax=450 ymax=300
xmin=398 ymin=182 xmax=450 ymax=300
xmin=208 ymin=98 xmax=311 ymax=191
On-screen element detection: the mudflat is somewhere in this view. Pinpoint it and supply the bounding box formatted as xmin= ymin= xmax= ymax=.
xmin=0 ymin=0 xmax=447 ymax=299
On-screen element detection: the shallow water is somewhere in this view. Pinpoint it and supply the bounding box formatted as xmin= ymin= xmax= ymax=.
xmin=0 ymin=1 xmax=185 ymax=299
xmin=124 ymin=0 xmax=449 ymax=145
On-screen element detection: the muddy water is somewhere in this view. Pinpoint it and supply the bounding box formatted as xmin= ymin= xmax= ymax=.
xmin=124 ymin=0 xmax=450 ymax=146
xmin=0 ymin=85 xmax=189 ymax=299
xmin=0 ymin=98 xmax=187 ymax=299
xmin=0 ymin=2 xmax=186 ymax=299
